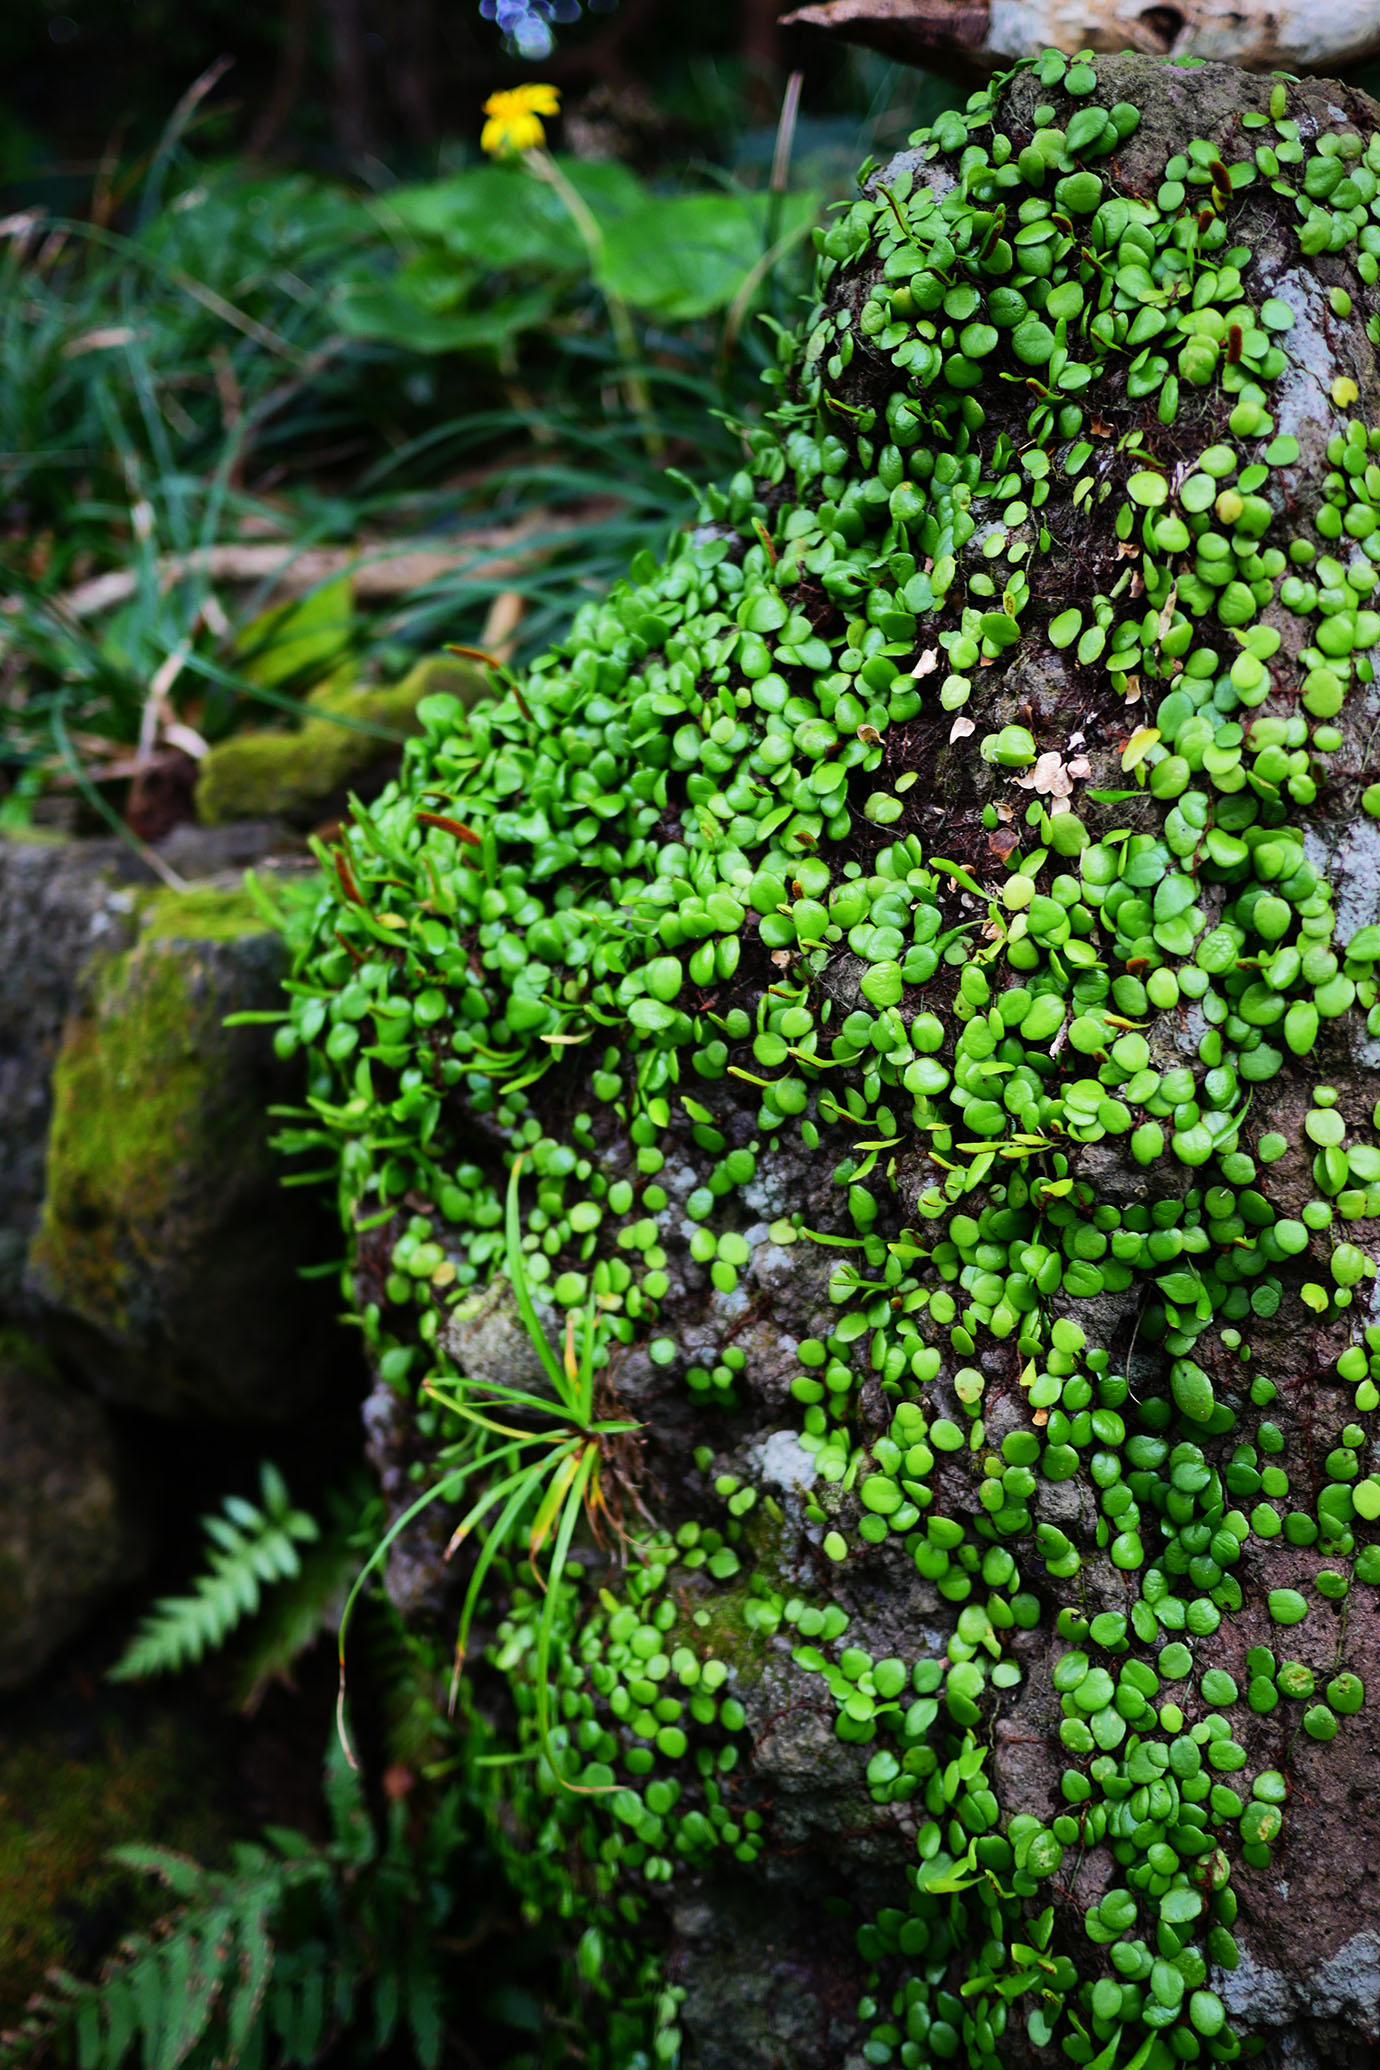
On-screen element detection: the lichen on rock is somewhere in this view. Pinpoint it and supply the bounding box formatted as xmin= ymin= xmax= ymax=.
xmin=282 ymin=49 xmax=1380 ymax=2069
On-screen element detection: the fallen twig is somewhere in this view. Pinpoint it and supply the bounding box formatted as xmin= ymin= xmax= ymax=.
xmin=29 ymin=506 xmax=617 ymax=623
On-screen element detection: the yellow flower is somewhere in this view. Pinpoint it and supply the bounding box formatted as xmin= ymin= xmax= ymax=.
xmin=481 ymin=84 xmax=560 ymax=158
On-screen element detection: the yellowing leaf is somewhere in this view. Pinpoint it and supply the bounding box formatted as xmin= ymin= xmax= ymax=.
xmin=1120 ymin=725 xmax=1160 ymax=771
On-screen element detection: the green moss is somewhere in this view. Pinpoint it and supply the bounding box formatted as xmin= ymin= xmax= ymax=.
xmin=29 ymin=943 xmax=216 ymax=1328
xmin=140 ymin=883 xmax=268 ymax=942
xmin=672 ymin=1583 xmax=768 ymax=1689
xmin=0 ymin=824 xmax=67 ymax=850
xmin=194 ymin=653 xmax=488 ymax=825
xmin=0 ymin=1324 xmax=57 ymax=1380
xmin=0 ymin=1715 xmax=225 ymax=2023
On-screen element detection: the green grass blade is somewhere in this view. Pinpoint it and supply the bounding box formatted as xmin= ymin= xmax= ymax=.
xmin=503 ymin=1157 xmax=570 ymax=1402
xmin=335 ymin=1458 xmax=489 ymax=1766
xmin=533 ymin=1445 xmax=597 ymax=1788
xmin=448 ymin=1464 xmax=564 ymax=1707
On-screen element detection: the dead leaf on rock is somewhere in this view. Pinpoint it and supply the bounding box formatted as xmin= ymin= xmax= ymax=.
xmin=1016 ymin=750 xmax=1072 ymax=796
xmin=949 ymin=713 xmax=976 ymax=743
xmin=1013 ymin=746 xmax=1091 ymax=815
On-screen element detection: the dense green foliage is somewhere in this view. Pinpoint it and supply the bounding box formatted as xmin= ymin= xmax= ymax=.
xmin=262 ymin=43 xmax=1380 ymax=2070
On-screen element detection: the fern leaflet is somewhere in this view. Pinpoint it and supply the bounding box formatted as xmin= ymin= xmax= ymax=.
xmin=110 ymin=1464 xmax=319 ymax=1682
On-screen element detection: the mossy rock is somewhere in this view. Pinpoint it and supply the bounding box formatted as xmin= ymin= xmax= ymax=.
xmin=25 ymin=882 xmax=335 ymax=1419
xmin=0 ymin=1328 xmax=145 ymax=1691
xmin=285 ymin=52 xmax=1380 ymax=2070
xmin=0 ymin=833 xmax=144 ymax=1313
xmin=0 ymin=1709 xmax=225 ymax=2020
xmin=194 ymin=653 xmax=488 ymax=826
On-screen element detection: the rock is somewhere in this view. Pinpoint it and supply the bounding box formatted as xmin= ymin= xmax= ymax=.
xmin=443 ymin=1275 xmax=557 ymax=1395
xmin=671 ymin=1878 xmax=865 ymax=2070
xmin=155 ymin=819 xmax=298 ymax=879
xmin=289 ymin=50 xmax=1380 ymax=2070
xmin=361 ymin=1373 xmax=458 ymax=1621
xmin=0 ymin=1330 xmax=145 ymax=1690
xmin=193 ymin=654 xmax=488 ymax=826
xmin=779 ymin=0 xmax=1380 ymax=81
xmin=24 ymin=878 xmax=335 ymax=1419
xmin=0 ymin=1694 xmax=229 ymax=2010
xmin=0 ymin=834 xmax=142 ymax=1316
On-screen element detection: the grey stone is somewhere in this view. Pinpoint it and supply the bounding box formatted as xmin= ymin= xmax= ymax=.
xmin=748 ymin=1429 xmax=817 ymax=1493
xmin=443 ymin=1275 xmax=557 ymax=1395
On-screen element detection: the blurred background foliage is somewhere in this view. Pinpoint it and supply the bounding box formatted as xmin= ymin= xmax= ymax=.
xmin=0 ymin=0 xmax=961 ymax=844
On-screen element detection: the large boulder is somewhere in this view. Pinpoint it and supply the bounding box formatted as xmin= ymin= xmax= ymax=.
xmin=288 ymin=50 xmax=1380 ymax=2070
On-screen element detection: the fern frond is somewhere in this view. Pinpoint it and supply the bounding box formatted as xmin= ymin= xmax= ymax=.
xmin=225 ymin=1545 xmax=353 ymax=1712
xmin=11 ymin=1855 xmax=293 ymax=2070
xmin=110 ymin=1466 xmax=319 ymax=1684
xmin=0 ymin=1766 xmax=480 ymax=2070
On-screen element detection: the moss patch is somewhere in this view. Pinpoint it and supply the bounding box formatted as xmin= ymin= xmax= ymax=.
xmin=140 ymin=883 xmax=268 ymax=943
xmin=194 ymin=653 xmax=488 ymax=825
xmin=669 ymin=1582 xmax=769 ymax=1691
xmin=0 ymin=1714 xmax=225 ymax=2023
xmin=29 ymin=942 xmax=221 ymax=1330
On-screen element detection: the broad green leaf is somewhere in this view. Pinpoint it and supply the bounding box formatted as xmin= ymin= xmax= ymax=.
xmin=384 ymin=157 xmax=646 ymax=270
xmin=597 ymin=190 xmax=819 ymax=321
xmin=333 ymin=281 xmax=557 ymax=355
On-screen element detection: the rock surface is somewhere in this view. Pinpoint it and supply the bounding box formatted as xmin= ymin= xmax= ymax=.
xmin=24 ymin=880 xmax=335 ymax=1420
xmin=300 ymin=50 xmax=1380 ymax=2070
xmin=194 ymin=653 xmax=487 ymax=826
xmin=0 ymin=835 xmax=142 ymax=1315
xmin=0 ymin=1330 xmax=145 ymax=1690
